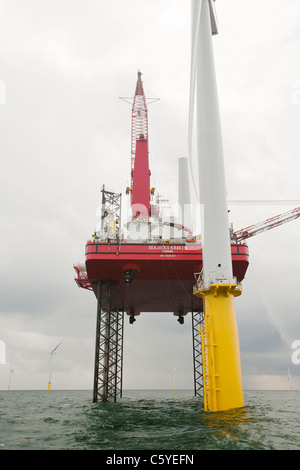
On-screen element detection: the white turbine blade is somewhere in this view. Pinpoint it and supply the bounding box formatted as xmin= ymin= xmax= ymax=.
xmin=50 ymin=339 xmax=64 ymax=355
xmin=188 ymin=0 xmax=203 ymax=203
xmin=208 ymin=0 xmax=218 ymax=35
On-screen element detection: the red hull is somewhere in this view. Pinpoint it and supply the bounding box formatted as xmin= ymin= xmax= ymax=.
xmin=85 ymin=241 xmax=249 ymax=316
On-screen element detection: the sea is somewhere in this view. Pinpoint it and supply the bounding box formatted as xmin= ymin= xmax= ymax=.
xmin=0 ymin=389 xmax=299 ymax=455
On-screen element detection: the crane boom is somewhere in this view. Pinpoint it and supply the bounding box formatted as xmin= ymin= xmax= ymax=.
xmin=130 ymin=72 xmax=150 ymax=219
xmin=122 ymin=72 xmax=159 ymax=221
xmin=233 ymin=207 xmax=300 ymax=242
xmin=131 ymin=71 xmax=148 ymax=181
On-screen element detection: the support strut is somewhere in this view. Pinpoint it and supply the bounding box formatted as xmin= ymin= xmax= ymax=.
xmin=192 ymin=311 xmax=205 ymax=399
xmin=93 ymin=281 xmax=124 ymax=403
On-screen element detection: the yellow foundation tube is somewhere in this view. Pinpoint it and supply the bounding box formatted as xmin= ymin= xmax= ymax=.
xmin=195 ymin=283 xmax=244 ymax=412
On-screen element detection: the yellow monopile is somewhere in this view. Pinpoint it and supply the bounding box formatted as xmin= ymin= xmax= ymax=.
xmin=48 ymin=382 xmax=51 ymax=391
xmin=194 ymin=283 xmax=244 ymax=412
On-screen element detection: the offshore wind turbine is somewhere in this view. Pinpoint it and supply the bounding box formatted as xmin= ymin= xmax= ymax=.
xmin=8 ymin=363 xmax=15 ymax=391
xmin=48 ymin=339 xmax=64 ymax=391
xmin=191 ymin=0 xmax=244 ymax=411
xmin=173 ymin=364 xmax=177 ymax=391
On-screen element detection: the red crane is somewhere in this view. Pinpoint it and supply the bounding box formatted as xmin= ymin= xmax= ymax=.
xmin=233 ymin=206 xmax=300 ymax=242
xmin=122 ymin=71 xmax=158 ymax=220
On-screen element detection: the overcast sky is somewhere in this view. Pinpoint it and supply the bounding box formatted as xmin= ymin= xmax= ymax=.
xmin=0 ymin=0 xmax=300 ymax=394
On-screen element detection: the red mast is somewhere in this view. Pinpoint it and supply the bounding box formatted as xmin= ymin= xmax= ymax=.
xmin=123 ymin=72 xmax=158 ymax=220
xmin=130 ymin=71 xmax=150 ymax=220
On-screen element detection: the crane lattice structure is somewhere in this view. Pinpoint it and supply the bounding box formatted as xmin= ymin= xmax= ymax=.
xmin=233 ymin=207 xmax=300 ymax=242
xmin=120 ymin=71 xmax=159 ymax=202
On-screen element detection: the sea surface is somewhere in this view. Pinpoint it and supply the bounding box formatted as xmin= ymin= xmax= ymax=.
xmin=0 ymin=389 xmax=300 ymax=451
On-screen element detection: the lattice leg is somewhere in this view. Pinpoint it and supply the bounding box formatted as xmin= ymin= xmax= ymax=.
xmin=93 ymin=281 xmax=124 ymax=403
xmin=192 ymin=311 xmax=204 ymax=398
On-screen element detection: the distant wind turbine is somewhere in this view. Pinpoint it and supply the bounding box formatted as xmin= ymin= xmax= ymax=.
xmin=173 ymin=364 xmax=177 ymax=391
xmin=8 ymin=363 xmax=15 ymax=391
xmin=288 ymin=367 xmax=294 ymax=391
xmin=48 ymin=339 xmax=64 ymax=391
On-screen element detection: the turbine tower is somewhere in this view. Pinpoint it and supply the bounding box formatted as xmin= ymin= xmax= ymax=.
xmin=191 ymin=0 xmax=244 ymax=411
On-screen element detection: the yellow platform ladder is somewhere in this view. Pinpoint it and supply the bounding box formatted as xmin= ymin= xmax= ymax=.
xmin=198 ymin=323 xmax=208 ymax=411
xmin=199 ymin=302 xmax=218 ymax=412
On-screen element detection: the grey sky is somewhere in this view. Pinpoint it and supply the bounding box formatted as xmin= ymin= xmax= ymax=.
xmin=0 ymin=0 xmax=300 ymax=392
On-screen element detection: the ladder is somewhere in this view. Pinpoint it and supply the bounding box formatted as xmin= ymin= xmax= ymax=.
xmin=193 ymin=309 xmax=217 ymax=410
